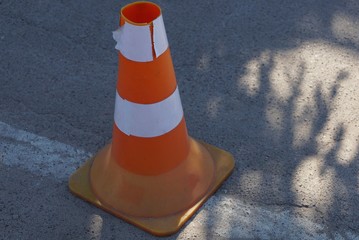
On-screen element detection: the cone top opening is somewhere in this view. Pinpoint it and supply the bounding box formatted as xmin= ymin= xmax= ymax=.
xmin=121 ymin=1 xmax=161 ymax=26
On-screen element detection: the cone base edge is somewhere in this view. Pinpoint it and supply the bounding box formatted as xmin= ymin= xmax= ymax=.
xmin=68 ymin=140 xmax=235 ymax=237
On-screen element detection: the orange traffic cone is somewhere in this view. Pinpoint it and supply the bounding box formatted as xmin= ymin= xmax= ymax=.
xmin=69 ymin=1 xmax=234 ymax=236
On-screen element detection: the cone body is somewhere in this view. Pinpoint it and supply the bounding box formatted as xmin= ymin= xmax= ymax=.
xmin=89 ymin=2 xmax=215 ymax=217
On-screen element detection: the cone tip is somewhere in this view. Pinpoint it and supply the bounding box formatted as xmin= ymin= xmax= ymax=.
xmin=121 ymin=1 xmax=162 ymax=26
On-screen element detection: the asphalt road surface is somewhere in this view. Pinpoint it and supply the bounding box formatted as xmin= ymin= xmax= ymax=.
xmin=1 ymin=0 xmax=359 ymax=239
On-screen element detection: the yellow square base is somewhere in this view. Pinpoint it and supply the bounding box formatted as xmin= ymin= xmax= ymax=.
xmin=69 ymin=141 xmax=234 ymax=236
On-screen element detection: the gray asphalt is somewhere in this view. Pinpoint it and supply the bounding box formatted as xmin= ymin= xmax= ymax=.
xmin=1 ymin=0 xmax=359 ymax=239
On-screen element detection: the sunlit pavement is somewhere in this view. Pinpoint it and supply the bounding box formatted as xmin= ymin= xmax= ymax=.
xmin=1 ymin=1 xmax=359 ymax=239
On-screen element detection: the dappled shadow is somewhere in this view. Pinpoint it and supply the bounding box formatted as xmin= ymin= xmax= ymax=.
xmin=1 ymin=0 xmax=359 ymax=239
xmin=166 ymin=1 xmax=359 ymax=238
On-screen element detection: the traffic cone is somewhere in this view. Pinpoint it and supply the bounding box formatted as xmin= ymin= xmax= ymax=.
xmin=69 ymin=1 xmax=234 ymax=236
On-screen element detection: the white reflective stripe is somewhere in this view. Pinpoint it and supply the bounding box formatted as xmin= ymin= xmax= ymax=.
xmin=153 ymin=15 xmax=168 ymax=58
xmin=114 ymin=87 xmax=183 ymax=138
xmin=113 ymin=22 xmax=153 ymax=62
xmin=112 ymin=15 xmax=169 ymax=62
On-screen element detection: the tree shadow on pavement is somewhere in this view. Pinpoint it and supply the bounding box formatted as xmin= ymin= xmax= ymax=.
xmin=167 ymin=0 xmax=359 ymax=238
xmin=1 ymin=0 xmax=359 ymax=239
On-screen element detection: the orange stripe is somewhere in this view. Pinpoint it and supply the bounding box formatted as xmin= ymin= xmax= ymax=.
xmin=111 ymin=117 xmax=189 ymax=175
xmin=117 ymin=49 xmax=177 ymax=104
